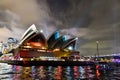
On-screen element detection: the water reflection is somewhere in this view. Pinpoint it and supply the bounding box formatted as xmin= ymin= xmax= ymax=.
xmin=0 ymin=63 xmax=120 ymax=80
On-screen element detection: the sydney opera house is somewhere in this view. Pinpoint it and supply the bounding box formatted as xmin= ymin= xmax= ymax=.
xmin=13 ymin=24 xmax=79 ymax=59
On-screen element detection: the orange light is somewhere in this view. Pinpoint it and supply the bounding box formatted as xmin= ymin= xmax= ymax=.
xmin=23 ymin=45 xmax=32 ymax=48
xmin=26 ymin=43 xmax=30 ymax=45
xmin=30 ymin=42 xmax=42 ymax=47
xmin=53 ymin=48 xmax=60 ymax=52
xmin=96 ymin=70 xmax=100 ymax=78
xmin=41 ymin=47 xmax=47 ymax=49
xmin=37 ymin=49 xmax=46 ymax=52
xmin=47 ymin=50 xmax=52 ymax=52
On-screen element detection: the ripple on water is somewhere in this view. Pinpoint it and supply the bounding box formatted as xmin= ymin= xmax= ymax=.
xmin=0 ymin=65 xmax=119 ymax=80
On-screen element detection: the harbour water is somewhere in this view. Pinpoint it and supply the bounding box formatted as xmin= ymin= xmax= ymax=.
xmin=0 ymin=63 xmax=120 ymax=80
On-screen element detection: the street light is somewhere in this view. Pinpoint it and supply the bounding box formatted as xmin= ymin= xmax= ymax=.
xmin=96 ymin=41 xmax=99 ymax=58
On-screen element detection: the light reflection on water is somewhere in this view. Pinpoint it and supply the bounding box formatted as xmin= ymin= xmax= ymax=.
xmin=0 ymin=63 xmax=120 ymax=80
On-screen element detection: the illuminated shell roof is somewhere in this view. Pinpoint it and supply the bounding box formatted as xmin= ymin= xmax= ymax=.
xmin=27 ymin=32 xmax=47 ymax=48
xmin=49 ymin=36 xmax=65 ymax=49
xmin=47 ymin=31 xmax=59 ymax=48
xmin=18 ymin=24 xmax=78 ymax=50
xmin=61 ymin=38 xmax=77 ymax=50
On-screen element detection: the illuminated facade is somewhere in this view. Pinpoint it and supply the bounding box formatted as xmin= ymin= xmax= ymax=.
xmin=14 ymin=24 xmax=79 ymax=58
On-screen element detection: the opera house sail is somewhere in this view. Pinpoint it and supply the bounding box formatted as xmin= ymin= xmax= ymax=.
xmin=47 ymin=31 xmax=59 ymax=49
xmin=19 ymin=24 xmax=39 ymax=46
xmin=11 ymin=24 xmax=79 ymax=59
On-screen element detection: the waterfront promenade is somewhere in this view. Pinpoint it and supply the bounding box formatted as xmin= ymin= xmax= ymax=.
xmin=0 ymin=60 xmax=115 ymax=66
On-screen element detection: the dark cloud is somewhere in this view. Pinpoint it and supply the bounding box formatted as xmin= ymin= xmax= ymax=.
xmin=0 ymin=0 xmax=120 ymax=56
xmin=0 ymin=10 xmax=20 ymax=31
xmin=43 ymin=0 xmax=120 ymax=29
xmin=0 ymin=0 xmax=46 ymax=26
xmin=46 ymin=0 xmax=93 ymax=28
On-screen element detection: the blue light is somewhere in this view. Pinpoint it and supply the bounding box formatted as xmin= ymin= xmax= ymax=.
xmin=62 ymin=36 xmax=66 ymax=42
xmin=55 ymin=31 xmax=59 ymax=40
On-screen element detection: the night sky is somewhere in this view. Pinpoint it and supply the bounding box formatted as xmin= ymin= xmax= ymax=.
xmin=0 ymin=0 xmax=120 ymax=56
